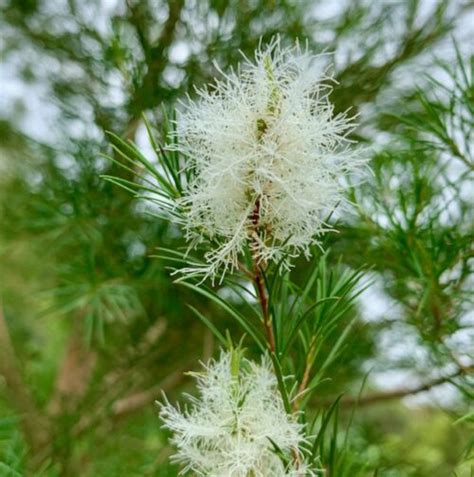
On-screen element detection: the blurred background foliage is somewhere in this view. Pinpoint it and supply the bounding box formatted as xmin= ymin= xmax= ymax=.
xmin=0 ymin=0 xmax=473 ymax=475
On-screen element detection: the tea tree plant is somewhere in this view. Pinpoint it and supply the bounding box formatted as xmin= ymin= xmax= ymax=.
xmin=106 ymin=39 xmax=370 ymax=475
xmin=1 ymin=1 xmax=473 ymax=475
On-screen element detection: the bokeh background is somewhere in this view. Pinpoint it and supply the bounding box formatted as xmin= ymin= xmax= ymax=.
xmin=1 ymin=0 xmax=473 ymax=476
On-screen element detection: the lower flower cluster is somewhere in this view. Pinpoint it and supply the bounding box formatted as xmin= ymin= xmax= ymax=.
xmin=159 ymin=351 xmax=315 ymax=476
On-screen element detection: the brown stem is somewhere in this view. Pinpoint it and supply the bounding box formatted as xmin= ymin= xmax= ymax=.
xmin=253 ymin=262 xmax=275 ymax=353
xmin=250 ymin=198 xmax=275 ymax=353
xmin=293 ymin=339 xmax=316 ymax=411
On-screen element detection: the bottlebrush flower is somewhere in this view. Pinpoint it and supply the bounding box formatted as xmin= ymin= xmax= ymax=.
xmin=170 ymin=37 xmax=367 ymax=279
xmin=159 ymin=350 xmax=314 ymax=476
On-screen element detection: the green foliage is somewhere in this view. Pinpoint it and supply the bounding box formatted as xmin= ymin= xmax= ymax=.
xmin=0 ymin=417 xmax=26 ymax=477
xmin=1 ymin=0 xmax=473 ymax=475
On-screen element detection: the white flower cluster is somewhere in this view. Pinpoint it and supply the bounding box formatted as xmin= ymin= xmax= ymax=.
xmin=159 ymin=351 xmax=315 ymax=476
xmin=171 ymin=38 xmax=366 ymax=278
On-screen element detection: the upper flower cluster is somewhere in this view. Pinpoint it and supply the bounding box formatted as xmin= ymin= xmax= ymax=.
xmin=171 ymin=38 xmax=366 ymax=278
xmin=159 ymin=351 xmax=314 ymax=476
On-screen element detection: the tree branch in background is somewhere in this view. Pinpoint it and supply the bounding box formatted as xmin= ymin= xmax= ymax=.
xmin=0 ymin=302 xmax=50 ymax=457
xmin=47 ymin=324 xmax=97 ymax=416
xmin=131 ymin=0 xmax=185 ymax=117
xmin=338 ymin=365 xmax=473 ymax=407
xmin=112 ymin=370 xmax=183 ymax=418
xmin=72 ymin=368 xmax=184 ymax=437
